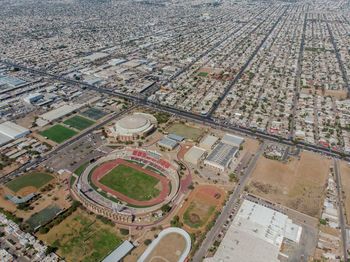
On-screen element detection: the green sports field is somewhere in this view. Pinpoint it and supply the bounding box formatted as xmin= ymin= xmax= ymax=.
xmin=40 ymin=124 xmax=78 ymax=143
xmin=63 ymin=115 xmax=95 ymax=130
xmin=6 ymin=172 xmax=54 ymax=192
xmin=99 ymin=164 xmax=160 ymax=201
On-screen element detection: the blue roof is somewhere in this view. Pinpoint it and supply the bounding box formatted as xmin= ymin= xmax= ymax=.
xmin=158 ymin=137 xmax=178 ymax=149
xmin=168 ymin=133 xmax=185 ymax=142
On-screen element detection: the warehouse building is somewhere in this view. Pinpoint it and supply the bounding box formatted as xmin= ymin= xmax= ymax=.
xmin=184 ymin=146 xmax=206 ymax=165
xmin=0 ymin=121 xmax=30 ymax=146
xmin=37 ymin=104 xmax=83 ymax=126
xmin=222 ymin=133 xmax=244 ymax=147
xmin=199 ymin=135 xmax=218 ymax=150
xmin=204 ymin=142 xmax=238 ymax=171
xmin=205 ymin=199 xmax=302 ymax=262
xmin=157 ymin=136 xmax=178 ymax=150
xmin=23 ymin=93 xmax=44 ymax=104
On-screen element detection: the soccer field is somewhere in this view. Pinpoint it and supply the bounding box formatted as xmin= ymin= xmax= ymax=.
xmin=64 ymin=115 xmax=95 ymax=130
xmin=6 ymin=172 xmax=54 ymax=192
xmin=40 ymin=124 xmax=78 ymax=143
xmin=99 ymin=164 xmax=160 ymax=201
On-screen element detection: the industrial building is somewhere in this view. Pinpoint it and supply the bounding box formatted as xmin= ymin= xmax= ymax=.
xmin=23 ymin=93 xmax=44 ymax=104
xmin=222 ymin=133 xmax=244 ymax=147
xmin=157 ymin=136 xmax=179 ymax=150
xmin=102 ymin=241 xmax=134 ymax=262
xmin=204 ymin=142 xmax=238 ymax=171
xmin=184 ymin=146 xmax=206 ymax=165
xmin=0 ymin=121 xmax=30 ymax=146
xmin=36 ymin=104 xmax=83 ymax=126
xmin=205 ymin=200 xmax=302 ymax=262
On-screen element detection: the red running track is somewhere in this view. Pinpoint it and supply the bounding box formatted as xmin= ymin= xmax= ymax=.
xmin=91 ymin=159 xmax=170 ymax=207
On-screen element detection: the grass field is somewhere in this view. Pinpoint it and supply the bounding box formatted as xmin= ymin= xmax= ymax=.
xmin=81 ymin=108 xmax=107 ymax=120
xmin=183 ymin=202 xmax=215 ymax=228
xmin=99 ymin=164 xmax=160 ymax=201
xmin=74 ymin=162 xmax=90 ymax=176
xmin=38 ymin=209 xmax=122 ymax=262
xmin=6 ymin=172 xmax=53 ymax=192
xmin=197 ymin=72 xmax=209 ymax=77
xmin=166 ymin=123 xmax=204 ymax=141
xmin=64 ymin=115 xmax=95 ymax=130
xmin=40 ymin=124 xmax=78 ymax=143
xmin=27 ymin=205 xmax=62 ymax=230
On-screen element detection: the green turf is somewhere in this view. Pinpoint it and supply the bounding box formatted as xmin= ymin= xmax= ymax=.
xmin=197 ymin=71 xmax=208 ymax=77
xmin=99 ymin=164 xmax=160 ymax=201
xmin=40 ymin=124 xmax=78 ymax=143
xmin=6 ymin=172 xmax=54 ymax=192
xmin=64 ymin=115 xmax=95 ymax=130
xmin=26 ymin=205 xmax=62 ymax=230
xmin=81 ymin=108 xmax=107 ymax=120
xmin=166 ymin=123 xmax=204 ymax=141
xmin=74 ymin=162 xmax=90 ymax=176
xmin=183 ymin=203 xmax=215 ymax=228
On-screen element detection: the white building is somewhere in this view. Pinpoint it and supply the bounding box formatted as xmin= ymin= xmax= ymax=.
xmin=0 ymin=121 xmax=30 ymax=146
xmin=204 ymin=142 xmax=238 ymax=171
xmin=205 ymin=200 xmax=302 ymax=262
xmin=184 ymin=146 xmax=206 ymax=165
xmin=199 ymin=135 xmax=218 ymax=150
xmin=23 ymin=93 xmax=44 ymax=104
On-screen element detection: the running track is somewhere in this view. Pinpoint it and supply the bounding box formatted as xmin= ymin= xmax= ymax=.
xmin=91 ymin=159 xmax=170 ymax=206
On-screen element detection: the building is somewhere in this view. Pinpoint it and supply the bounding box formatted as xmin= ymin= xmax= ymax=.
xmin=167 ymin=133 xmax=185 ymax=142
xmin=205 ymin=200 xmax=302 ymax=262
xmin=23 ymin=93 xmax=44 ymax=104
xmin=184 ymin=146 xmax=206 ymax=165
xmin=102 ymin=241 xmax=134 ymax=262
xmin=0 ymin=121 xmax=30 ymax=146
xmin=199 ymin=135 xmax=218 ymax=150
xmin=108 ymin=112 xmax=157 ymax=142
xmin=37 ymin=104 xmax=83 ymax=126
xmin=204 ymin=142 xmax=238 ymax=171
xmin=157 ymin=136 xmax=178 ymax=150
xmin=222 ymin=133 xmax=244 ymax=147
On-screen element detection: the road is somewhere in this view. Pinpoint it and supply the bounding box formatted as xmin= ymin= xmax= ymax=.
xmin=333 ymin=159 xmax=349 ymax=262
xmin=192 ymin=143 xmax=265 ymax=261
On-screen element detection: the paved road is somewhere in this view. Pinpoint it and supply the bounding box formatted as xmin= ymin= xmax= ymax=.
xmin=192 ymin=143 xmax=265 ymax=261
xmin=333 ymin=159 xmax=349 ymax=262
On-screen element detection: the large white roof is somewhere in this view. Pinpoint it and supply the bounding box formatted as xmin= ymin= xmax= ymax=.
xmin=113 ymin=113 xmax=156 ymax=136
xmin=0 ymin=121 xmax=30 ymax=139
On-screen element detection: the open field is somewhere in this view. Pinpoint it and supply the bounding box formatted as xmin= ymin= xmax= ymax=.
xmin=99 ymin=164 xmax=160 ymax=201
xmin=144 ymin=232 xmax=187 ymax=262
xmin=81 ymin=107 xmax=107 ymax=120
xmin=5 ymin=172 xmax=53 ymax=193
xmin=26 ymin=205 xmax=62 ymax=230
xmin=166 ymin=123 xmax=204 ymax=141
xmin=63 ymin=115 xmax=95 ymax=130
xmin=339 ymin=161 xmax=350 ymax=224
xmin=179 ymin=185 xmax=225 ymax=231
xmin=40 ymin=124 xmax=78 ymax=143
xmin=247 ymin=151 xmax=331 ymax=217
xmin=38 ymin=208 xmax=122 ymax=262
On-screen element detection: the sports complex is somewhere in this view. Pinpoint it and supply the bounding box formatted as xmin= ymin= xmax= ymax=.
xmin=71 ymin=148 xmax=180 ymax=225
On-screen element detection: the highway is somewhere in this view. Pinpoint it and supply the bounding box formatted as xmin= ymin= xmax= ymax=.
xmin=333 ymin=159 xmax=349 ymax=262
xmin=192 ymin=143 xmax=265 ymax=261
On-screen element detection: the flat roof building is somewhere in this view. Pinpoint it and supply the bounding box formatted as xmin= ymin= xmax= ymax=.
xmin=102 ymin=241 xmax=134 ymax=262
xmin=204 ymin=142 xmax=238 ymax=171
xmin=157 ymin=137 xmax=178 ymax=150
xmin=222 ymin=133 xmax=244 ymax=147
xmin=184 ymin=146 xmax=206 ymax=165
xmin=0 ymin=121 xmax=30 ymax=146
xmin=199 ymin=135 xmax=218 ymax=150
xmin=38 ymin=104 xmax=83 ymax=124
xmin=205 ymin=200 xmax=302 ymax=262
xmin=168 ymin=133 xmax=185 ymax=142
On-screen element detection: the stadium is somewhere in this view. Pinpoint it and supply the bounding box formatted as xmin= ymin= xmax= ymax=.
xmin=107 ymin=112 xmax=157 ymax=142
xmin=71 ymin=148 xmax=180 ymax=225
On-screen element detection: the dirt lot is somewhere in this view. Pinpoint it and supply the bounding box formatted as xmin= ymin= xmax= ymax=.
xmin=247 ymin=151 xmax=331 ymax=218
xmin=178 ymin=185 xmax=225 ymax=232
xmin=143 ymin=233 xmax=187 ymax=262
xmin=339 ymin=161 xmax=350 ymax=224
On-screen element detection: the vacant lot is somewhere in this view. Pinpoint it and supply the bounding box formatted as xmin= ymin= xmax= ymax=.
xmin=179 ymin=185 xmax=224 ymax=231
xmin=340 ymin=161 xmax=350 ymax=224
xmin=6 ymin=172 xmax=53 ymax=193
xmin=99 ymin=164 xmax=160 ymax=201
xmin=81 ymin=107 xmax=107 ymax=120
xmin=248 ymin=151 xmax=331 ymax=217
xmin=40 ymin=124 xmax=78 ymax=143
xmin=166 ymin=123 xmax=204 ymax=141
xmin=64 ymin=115 xmax=95 ymax=130
xmin=38 ymin=209 xmax=122 ymax=262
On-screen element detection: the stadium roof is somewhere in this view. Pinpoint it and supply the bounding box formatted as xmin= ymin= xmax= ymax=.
xmin=222 ymin=133 xmax=244 ymax=146
xmin=102 ymin=241 xmax=134 ymax=262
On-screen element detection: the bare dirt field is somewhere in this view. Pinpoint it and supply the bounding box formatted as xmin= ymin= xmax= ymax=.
xmin=144 ymin=232 xmax=187 ymax=262
xmin=178 ymin=185 xmax=225 ymax=232
xmin=248 ymin=151 xmax=331 ymax=218
xmin=339 ymin=161 xmax=350 ymax=224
